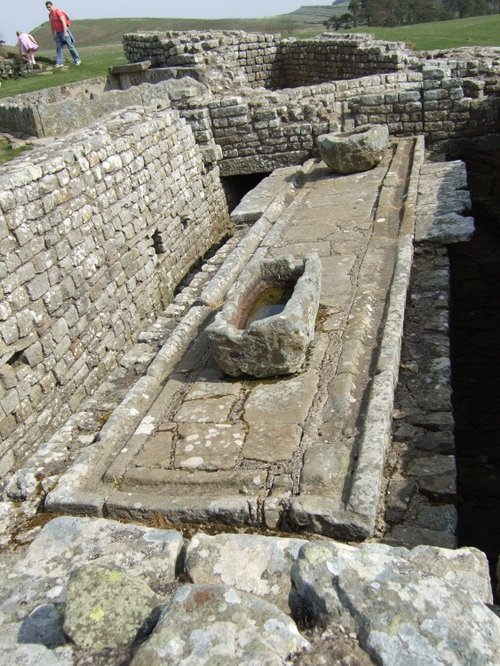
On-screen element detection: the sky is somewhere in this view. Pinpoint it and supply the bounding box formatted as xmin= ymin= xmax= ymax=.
xmin=2 ymin=1 xmax=334 ymax=44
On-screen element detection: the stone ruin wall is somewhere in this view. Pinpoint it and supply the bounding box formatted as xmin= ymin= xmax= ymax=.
xmin=1 ymin=30 xmax=499 ymax=482
xmin=1 ymin=33 xmax=499 ymax=173
xmin=0 ymin=55 xmax=32 ymax=80
xmin=118 ymin=32 xmax=500 ymax=172
xmin=123 ymin=31 xmax=284 ymax=89
xmin=122 ymin=31 xmax=414 ymax=90
xmin=0 ymin=105 xmax=231 ymax=480
xmin=205 ymin=73 xmax=423 ymax=176
xmin=0 ymin=79 xmax=108 ymax=137
xmin=280 ymin=34 xmax=412 ymax=86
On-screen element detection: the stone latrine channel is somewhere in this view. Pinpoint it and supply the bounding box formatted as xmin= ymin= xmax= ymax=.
xmin=0 ymin=32 xmax=499 ymax=556
xmin=445 ymin=137 xmax=500 ymax=593
xmin=40 ymin=137 xmax=475 ymax=546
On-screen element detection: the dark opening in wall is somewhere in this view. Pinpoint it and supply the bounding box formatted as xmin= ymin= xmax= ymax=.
xmin=151 ymin=230 xmax=166 ymax=255
xmin=448 ymin=141 xmax=500 ymax=599
xmin=6 ymin=349 xmax=26 ymax=367
xmin=221 ymin=172 xmax=270 ymax=213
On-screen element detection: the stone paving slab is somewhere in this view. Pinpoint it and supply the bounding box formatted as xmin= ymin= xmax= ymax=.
xmin=46 ymin=137 xmax=425 ymax=539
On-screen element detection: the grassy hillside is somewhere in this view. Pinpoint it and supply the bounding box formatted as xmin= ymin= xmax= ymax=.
xmin=349 ymin=13 xmax=500 ymax=50
xmin=29 ymin=15 xmax=320 ymax=51
xmin=0 ymin=11 xmax=498 ymax=100
xmin=25 ymin=5 xmax=346 ymax=48
xmin=285 ymin=3 xmax=350 ymax=23
xmin=23 ymin=10 xmax=500 ymax=52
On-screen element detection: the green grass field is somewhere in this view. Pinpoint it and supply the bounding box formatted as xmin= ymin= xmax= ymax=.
xmin=0 ymin=46 xmax=126 ymax=99
xmin=350 ymin=14 xmax=500 ymax=50
xmin=0 ymin=12 xmax=498 ymax=100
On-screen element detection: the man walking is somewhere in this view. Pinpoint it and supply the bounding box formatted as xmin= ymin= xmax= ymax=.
xmin=45 ymin=2 xmax=81 ymax=67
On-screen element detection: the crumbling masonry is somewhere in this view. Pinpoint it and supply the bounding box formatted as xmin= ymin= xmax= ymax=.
xmin=1 ymin=30 xmax=500 ymax=663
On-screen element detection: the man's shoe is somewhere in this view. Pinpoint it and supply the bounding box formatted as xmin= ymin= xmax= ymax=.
xmin=75 ymin=60 xmax=81 ymax=66
xmin=55 ymin=64 xmax=64 ymax=68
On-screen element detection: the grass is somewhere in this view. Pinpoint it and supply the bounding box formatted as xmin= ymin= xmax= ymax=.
xmin=348 ymin=14 xmax=500 ymax=50
xmin=0 ymin=136 xmax=32 ymax=164
xmin=0 ymin=13 xmax=498 ymax=100
xmin=0 ymin=45 xmax=126 ymax=99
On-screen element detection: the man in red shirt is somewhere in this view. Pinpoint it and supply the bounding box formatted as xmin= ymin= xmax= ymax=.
xmin=45 ymin=2 xmax=81 ymax=67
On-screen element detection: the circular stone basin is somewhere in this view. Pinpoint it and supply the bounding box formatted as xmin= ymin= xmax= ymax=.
xmin=318 ymin=123 xmax=389 ymax=174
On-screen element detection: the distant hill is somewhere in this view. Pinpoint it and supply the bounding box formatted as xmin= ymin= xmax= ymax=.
xmin=28 ymin=6 xmax=344 ymax=50
xmin=283 ymin=3 xmax=350 ymax=23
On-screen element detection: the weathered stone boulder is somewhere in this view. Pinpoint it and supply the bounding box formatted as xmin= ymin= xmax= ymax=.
xmin=185 ymin=532 xmax=309 ymax=612
xmin=318 ymin=123 xmax=389 ymax=174
xmin=63 ymin=565 xmax=161 ymax=650
xmin=131 ymin=583 xmax=310 ymax=665
xmin=291 ymin=541 xmax=500 ymax=664
xmin=14 ymin=516 xmax=185 ymax=592
xmin=206 ymin=253 xmax=322 ymax=378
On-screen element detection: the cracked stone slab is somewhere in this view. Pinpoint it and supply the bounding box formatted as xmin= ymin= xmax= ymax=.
xmin=174 ymin=423 xmax=245 ymax=471
xmin=243 ymin=423 xmax=302 ymax=463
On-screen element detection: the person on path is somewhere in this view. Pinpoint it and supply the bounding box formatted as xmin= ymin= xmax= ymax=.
xmin=16 ymin=30 xmax=39 ymax=67
xmin=45 ymin=1 xmax=81 ymax=67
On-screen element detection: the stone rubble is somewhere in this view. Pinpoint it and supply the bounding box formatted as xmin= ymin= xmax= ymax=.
xmin=0 ymin=515 xmax=499 ymax=665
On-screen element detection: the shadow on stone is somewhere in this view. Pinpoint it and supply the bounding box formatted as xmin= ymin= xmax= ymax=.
xmin=18 ymin=603 xmax=66 ymax=648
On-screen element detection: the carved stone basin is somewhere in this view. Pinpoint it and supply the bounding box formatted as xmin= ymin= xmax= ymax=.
xmin=318 ymin=123 xmax=389 ymax=174
xmin=206 ymin=253 xmax=322 ymax=378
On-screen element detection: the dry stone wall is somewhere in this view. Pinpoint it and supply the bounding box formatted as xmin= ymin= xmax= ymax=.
xmin=280 ymin=33 xmax=415 ymax=87
xmin=350 ymin=64 xmax=500 ymax=143
xmin=122 ymin=31 xmax=415 ymax=91
xmin=0 ymin=106 xmax=231 ymax=480
xmin=203 ymin=72 xmax=421 ymax=176
xmin=117 ymin=32 xmax=500 ymax=174
xmin=1 ymin=33 xmax=498 ymax=177
xmin=123 ymin=31 xmax=283 ymax=90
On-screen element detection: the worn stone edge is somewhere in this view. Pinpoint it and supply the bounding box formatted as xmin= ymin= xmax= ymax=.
xmin=345 ymin=138 xmax=421 ymax=532
xmin=44 ymin=175 xmax=299 ymax=515
xmin=287 ymin=236 xmax=414 ymax=539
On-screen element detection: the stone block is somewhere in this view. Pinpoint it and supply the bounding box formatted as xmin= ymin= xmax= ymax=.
xmin=318 ymin=124 xmax=389 ymax=174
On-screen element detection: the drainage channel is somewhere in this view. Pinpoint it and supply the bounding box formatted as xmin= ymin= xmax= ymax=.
xmin=450 ymin=148 xmax=500 ymax=600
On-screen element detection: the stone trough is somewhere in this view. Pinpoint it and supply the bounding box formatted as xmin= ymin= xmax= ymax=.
xmin=206 ymin=253 xmax=322 ymax=378
xmin=318 ymin=123 xmax=390 ymax=174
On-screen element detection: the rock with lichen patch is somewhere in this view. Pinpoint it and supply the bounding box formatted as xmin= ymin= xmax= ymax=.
xmin=63 ymin=565 xmax=162 ymax=650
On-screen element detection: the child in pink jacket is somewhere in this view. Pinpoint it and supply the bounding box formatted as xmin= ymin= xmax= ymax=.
xmin=17 ymin=31 xmax=39 ymax=67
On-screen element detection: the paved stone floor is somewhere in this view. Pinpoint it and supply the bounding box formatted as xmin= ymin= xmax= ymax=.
xmin=44 ymin=137 xmax=422 ymax=539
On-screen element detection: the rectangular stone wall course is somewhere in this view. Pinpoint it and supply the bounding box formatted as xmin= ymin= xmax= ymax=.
xmin=0 ymin=106 xmax=231 ymax=479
